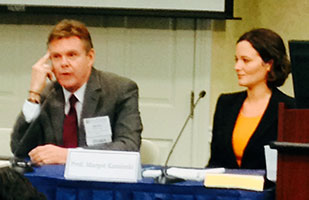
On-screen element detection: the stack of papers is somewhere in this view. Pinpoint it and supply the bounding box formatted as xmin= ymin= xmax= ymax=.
xmin=142 ymin=167 xmax=225 ymax=181
xmin=167 ymin=167 xmax=225 ymax=181
xmin=142 ymin=166 xmax=265 ymax=191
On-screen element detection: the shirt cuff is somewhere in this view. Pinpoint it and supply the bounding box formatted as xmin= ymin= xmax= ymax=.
xmin=22 ymin=99 xmax=41 ymax=123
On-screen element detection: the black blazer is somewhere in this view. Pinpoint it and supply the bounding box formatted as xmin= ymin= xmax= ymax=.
xmin=207 ymin=88 xmax=295 ymax=169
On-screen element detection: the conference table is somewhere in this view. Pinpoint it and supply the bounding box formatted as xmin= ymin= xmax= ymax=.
xmin=25 ymin=165 xmax=275 ymax=200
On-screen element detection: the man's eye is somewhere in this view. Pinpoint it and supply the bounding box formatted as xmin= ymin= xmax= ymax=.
xmin=68 ymin=53 xmax=76 ymax=57
xmin=52 ymin=55 xmax=60 ymax=59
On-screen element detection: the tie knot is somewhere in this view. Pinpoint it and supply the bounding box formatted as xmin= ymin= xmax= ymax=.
xmin=69 ymin=95 xmax=78 ymax=107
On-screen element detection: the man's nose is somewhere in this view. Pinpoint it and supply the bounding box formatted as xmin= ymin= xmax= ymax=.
xmin=60 ymin=56 xmax=69 ymax=67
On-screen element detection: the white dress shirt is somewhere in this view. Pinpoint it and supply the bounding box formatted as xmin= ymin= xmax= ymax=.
xmin=23 ymin=83 xmax=87 ymax=124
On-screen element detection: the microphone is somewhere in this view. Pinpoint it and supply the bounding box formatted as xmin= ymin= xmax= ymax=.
xmin=0 ymin=156 xmax=35 ymax=174
xmin=155 ymin=90 xmax=206 ymax=184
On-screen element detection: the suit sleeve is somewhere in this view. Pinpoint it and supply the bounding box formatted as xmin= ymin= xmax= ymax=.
xmin=10 ymin=87 xmax=53 ymax=158
xmin=10 ymin=112 xmax=43 ymax=158
xmin=207 ymin=94 xmax=226 ymax=167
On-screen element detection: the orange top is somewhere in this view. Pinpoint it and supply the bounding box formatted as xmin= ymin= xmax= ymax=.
xmin=232 ymin=112 xmax=262 ymax=166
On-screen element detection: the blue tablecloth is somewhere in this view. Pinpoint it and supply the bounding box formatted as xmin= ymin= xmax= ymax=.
xmin=25 ymin=165 xmax=275 ymax=200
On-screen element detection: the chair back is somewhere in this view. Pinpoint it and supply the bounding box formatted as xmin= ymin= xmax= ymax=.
xmin=140 ymin=139 xmax=160 ymax=165
xmin=0 ymin=128 xmax=13 ymax=157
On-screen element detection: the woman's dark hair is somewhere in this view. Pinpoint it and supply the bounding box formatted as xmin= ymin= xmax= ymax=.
xmin=237 ymin=28 xmax=291 ymax=88
xmin=0 ymin=167 xmax=46 ymax=200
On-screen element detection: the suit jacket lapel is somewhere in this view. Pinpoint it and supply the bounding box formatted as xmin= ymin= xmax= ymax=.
xmin=244 ymin=88 xmax=279 ymax=156
xmin=225 ymin=92 xmax=247 ymax=165
xmin=79 ymin=68 xmax=103 ymax=146
xmin=82 ymin=69 xmax=102 ymax=118
xmin=226 ymin=93 xmax=246 ymax=138
xmin=45 ymin=83 xmax=65 ymax=145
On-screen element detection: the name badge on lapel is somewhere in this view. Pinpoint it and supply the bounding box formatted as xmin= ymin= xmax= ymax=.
xmin=84 ymin=116 xmax=112 ymax=146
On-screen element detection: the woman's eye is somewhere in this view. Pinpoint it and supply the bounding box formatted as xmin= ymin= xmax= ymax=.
xmin=243 ymin=58 xmax=250 ymax=63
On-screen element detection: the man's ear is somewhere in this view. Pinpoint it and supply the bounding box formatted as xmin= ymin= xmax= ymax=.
xmin=87 ymin=48 xmax=95 ymax=66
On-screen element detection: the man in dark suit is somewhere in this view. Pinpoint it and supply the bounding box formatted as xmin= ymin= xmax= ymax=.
xmin=11 ymin=19 xmax=143 ymax=165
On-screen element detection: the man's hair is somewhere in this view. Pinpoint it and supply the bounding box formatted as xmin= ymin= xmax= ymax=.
xmin=0 ymin=167 xmax=46 ymax=200
xmin=237 ymin=28 xmax=291 ymax=89
xmin=47 ymin=19 xmax=93 ymax=52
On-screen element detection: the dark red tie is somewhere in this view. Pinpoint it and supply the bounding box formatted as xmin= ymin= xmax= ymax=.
xmin=63 ymin=95 xmax=78 ymax=148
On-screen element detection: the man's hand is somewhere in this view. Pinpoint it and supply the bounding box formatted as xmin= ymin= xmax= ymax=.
xmin=29 ymin=52 xmax=53 ymax=94
xmin=28 ymin=144 xmax=68 ymax=165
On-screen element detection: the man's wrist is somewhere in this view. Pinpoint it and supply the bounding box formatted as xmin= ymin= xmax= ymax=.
xmin=28 ymin=90 xmax=41 ymax=104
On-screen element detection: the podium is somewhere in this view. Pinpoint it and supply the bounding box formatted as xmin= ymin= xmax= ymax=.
xmin=270 ymin=103 xmax=309 ymax=200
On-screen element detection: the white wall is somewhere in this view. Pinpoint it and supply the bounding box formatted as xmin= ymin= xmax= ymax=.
xmin=0 ymin=128 xmax=13 ymax=157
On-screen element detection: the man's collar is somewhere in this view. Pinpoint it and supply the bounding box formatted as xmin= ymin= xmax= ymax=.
xmin=62 ymin=83 xmax=87 ymax=104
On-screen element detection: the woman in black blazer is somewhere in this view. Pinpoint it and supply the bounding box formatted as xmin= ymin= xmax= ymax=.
xmin=208 ymin=28 xmax=295 ymax=169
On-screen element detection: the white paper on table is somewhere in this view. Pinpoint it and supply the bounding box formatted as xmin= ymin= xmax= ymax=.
xmin=142 ymin=169 xmax=162 ymax=178
xmin=166 ymin=167 xmax=225 ymax=181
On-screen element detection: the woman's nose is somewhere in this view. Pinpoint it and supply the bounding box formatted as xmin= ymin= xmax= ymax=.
xmin=234 ymin=60 xmax=243 ymax=71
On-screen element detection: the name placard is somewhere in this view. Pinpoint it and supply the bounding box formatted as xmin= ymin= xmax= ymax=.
xmin=64 ymin=149 xmax=141 ymax=183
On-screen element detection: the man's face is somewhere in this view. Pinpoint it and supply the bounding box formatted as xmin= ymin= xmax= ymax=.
xmin=48 ymin=36 xmax=95 ymax=92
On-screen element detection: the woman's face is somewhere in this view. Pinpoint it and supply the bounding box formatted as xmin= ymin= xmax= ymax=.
xmin=235 ymin=40 xmax=271 ymax=89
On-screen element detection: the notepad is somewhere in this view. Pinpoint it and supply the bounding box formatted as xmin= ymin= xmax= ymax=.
xmin=204 ymin=170 xmax=265 ymax=191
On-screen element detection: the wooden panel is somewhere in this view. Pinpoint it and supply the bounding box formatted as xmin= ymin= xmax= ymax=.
xmin=277 ymin=154 xmax=309 ymax=200
xmin=276 ymin=103 xmax=309 ymax=200
xmin=278 ymin=103 xmax=309 ymax=143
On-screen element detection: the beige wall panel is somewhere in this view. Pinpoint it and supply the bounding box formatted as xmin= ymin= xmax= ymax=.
xmin=0 ymin=24 xmax=51 ymax=128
